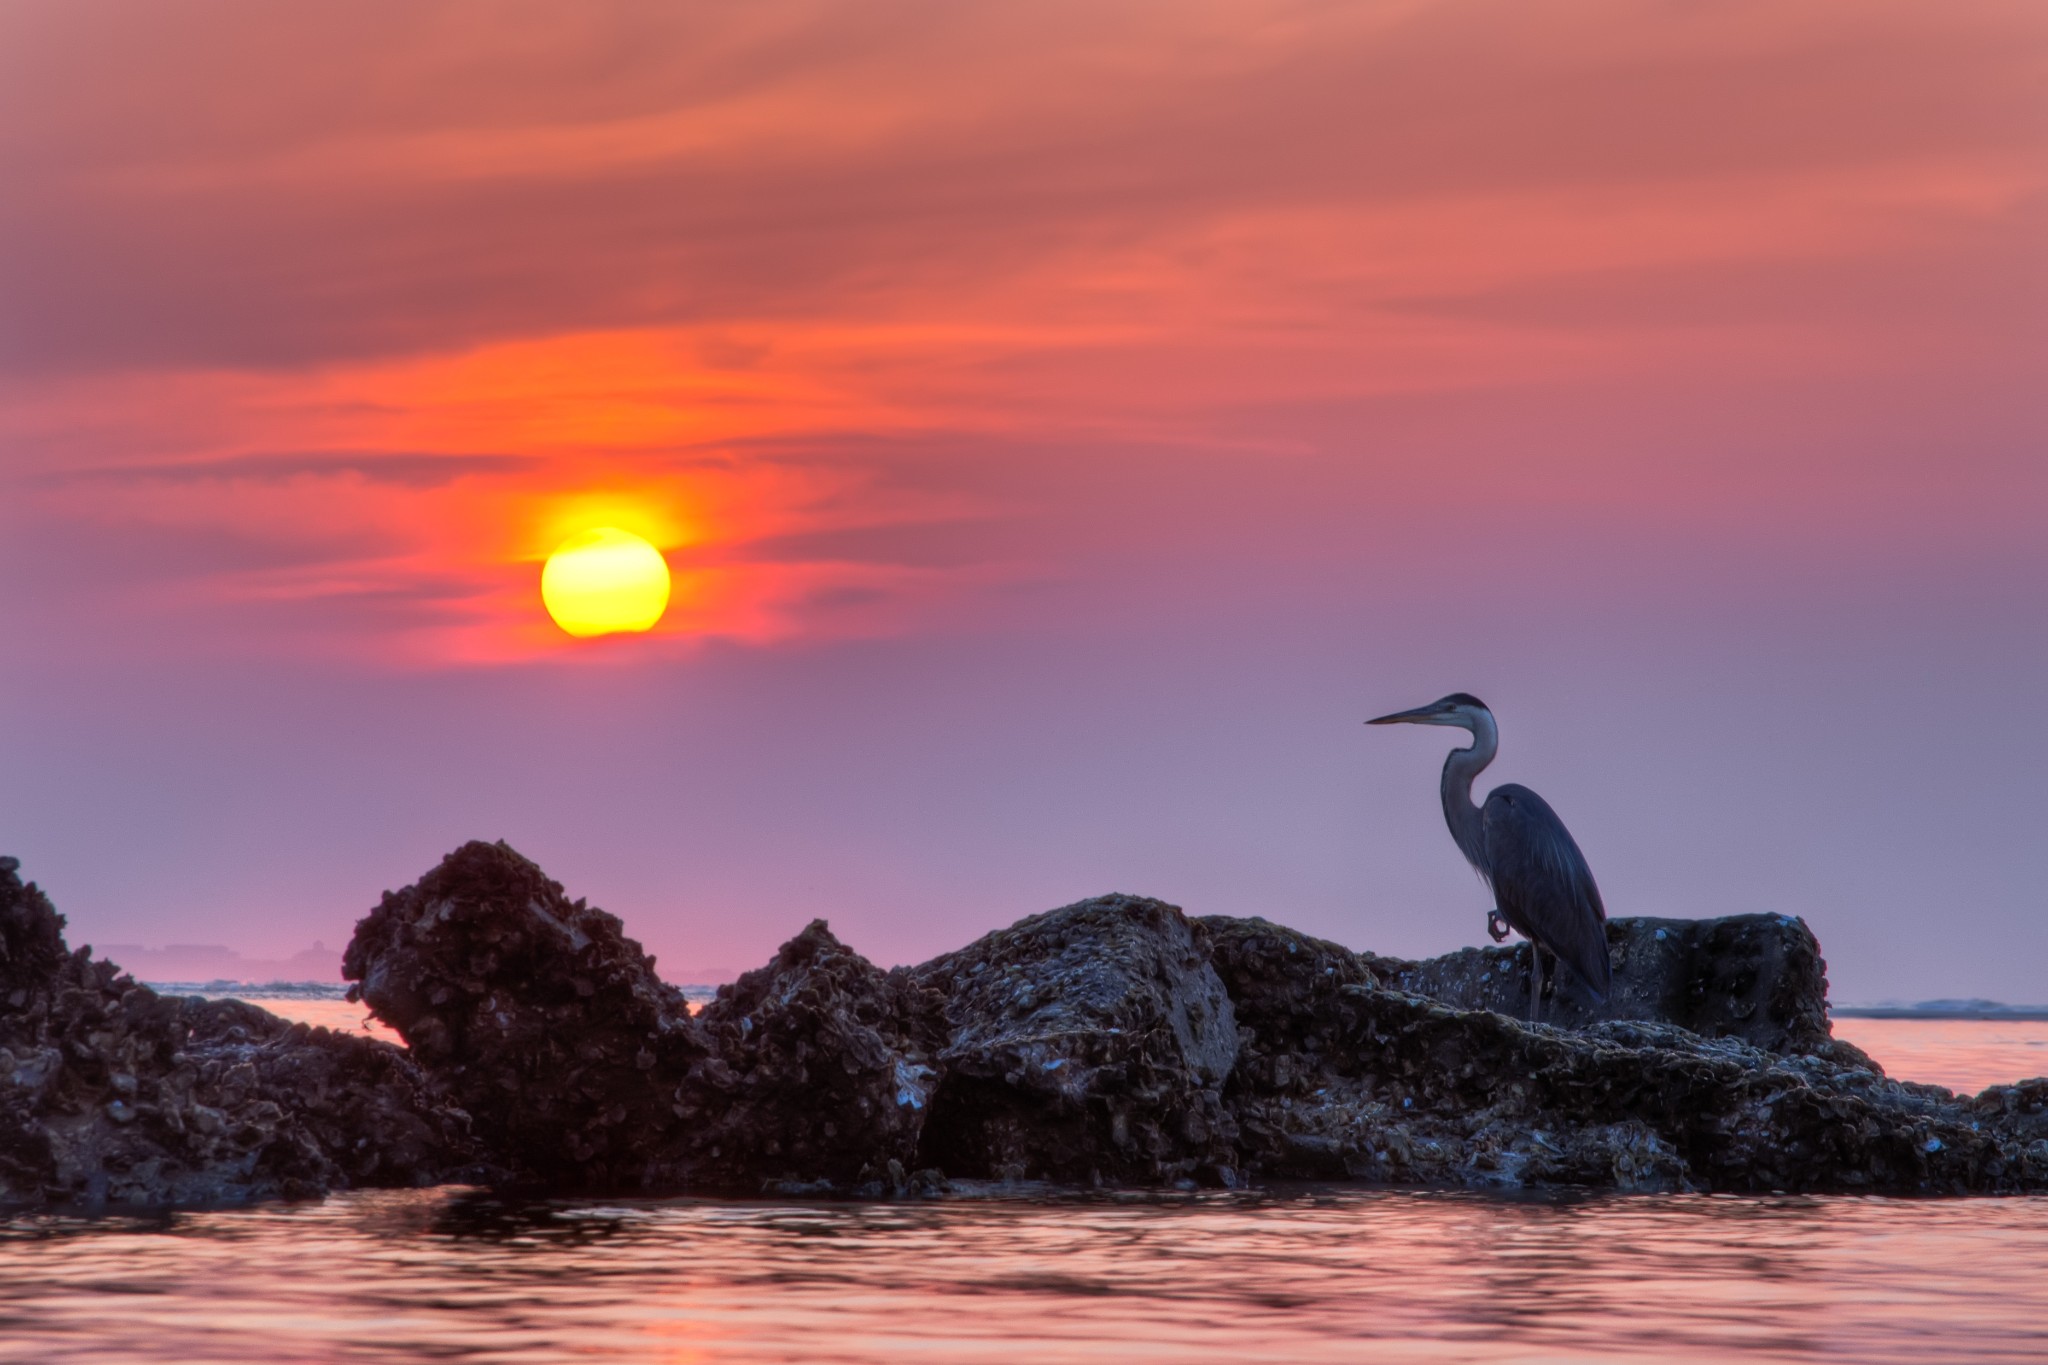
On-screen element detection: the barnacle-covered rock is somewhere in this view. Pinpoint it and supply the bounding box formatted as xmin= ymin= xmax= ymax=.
xmin=11 ymin=839 xmax=2047 ymax=1208
xmin=343 ymin=840 xmax=708 ymax=1188
xmin=1356 ymin=913 xmax=1833 ymax=1054
xmin=684 ymin=920 xmax=939 ymax=1191
xmin=1202 ymin=915 xmax=2047 ymax=1193
xmin=0 ymin=856 xmax=479 ymax=1208
xmin=908 ymin=894 xmax=1241 ymax=1186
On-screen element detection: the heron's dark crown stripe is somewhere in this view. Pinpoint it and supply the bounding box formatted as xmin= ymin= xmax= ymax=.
xmin=1441 ymin=691 xmax=1487 ymax=710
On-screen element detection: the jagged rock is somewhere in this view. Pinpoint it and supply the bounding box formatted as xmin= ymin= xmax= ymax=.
xmin=344 ymin=849 xmax=941 ymax=1196
xmin=1353 ymin=914 xmax=1833 ymax=1054
xmin=343 ymin=840 xmax=708 ymax=1188
xmin=13 ymin=839 xmax=2048 ymax=1207
xmin=0 ymin=856 xmax=478 ymax=1207
xmin=1969 ymin=1078 xmax=2048 ymax=1143
xmin=685 ymin=920 xmax=938 ymax=1190
xmin=908 ymin=894 xmax=1241 ymax=1185
xmin=1203 ymin=916 xmax=2048 ymax=1193
xmin=1198 ymin=916 xmax=1385 ymax=1099
xmin=329 ymin=856 xmax=2048 ymax=1197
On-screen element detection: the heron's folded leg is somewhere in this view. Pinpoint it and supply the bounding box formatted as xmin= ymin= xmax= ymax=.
xmin=1528 ymin=948 xmax=1544 ymax=1024
xmin=1486 ymin=910 xmax=1510 ymax=943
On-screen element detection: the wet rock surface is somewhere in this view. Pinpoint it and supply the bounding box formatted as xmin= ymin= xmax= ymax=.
xmin=1202 ymin=916 xmax=2047 ymax=1193
xmin=685 ymin=919 xmax=937 ymax=1192
xmin=5 ymin=842 xmax=2046 ymax=1207
xmin=342 ymin=840 xmax=707 ymax=1189
xmin=0 ymin=857 xmax=479 ymax=1208
xmin=1361 ymin=914 xmax=1833 ymax=1055
xmin=909 ymin=895 xmax=1240 ymax=1186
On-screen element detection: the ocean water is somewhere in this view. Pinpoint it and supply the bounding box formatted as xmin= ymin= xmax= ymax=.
xmin=27 ymin=995 xmax=2033 ymax=1363
xmin=1830 ymin=1017 xmax=2048 ymax=1096
xmin=217 ymin=989 xmax=720 ymax=1046
xmin=3 ymin=1186 xmax=2046 ymax=1362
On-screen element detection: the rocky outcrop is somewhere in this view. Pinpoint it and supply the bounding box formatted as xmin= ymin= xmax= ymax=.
xmin=342 ymin=843 xmax=942 ymax=1195
xmin=7 ymin=842 xmax=2046 ymax=1207
xmin=342 ymin=840 xmax=707 ymax=1188
xmin=685 ymin=919 xmax=938 ymax=1192
xmin=910 ymin=895 xmax=1240 ymax=1186
xmin=0 ymin=856 xmax=478 ymax=1207
xmin=1201 ymin=915 xmax=2046 ymax=1193
xmin=344 ymin=856 xmax=1244 ymax=1192
xmin=1353 ymin=914 xmax=1833 ymax=1055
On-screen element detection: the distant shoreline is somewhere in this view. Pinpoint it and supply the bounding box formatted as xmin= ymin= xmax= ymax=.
xmin=1835 ymin=1005 xmax=2048 ymax=1022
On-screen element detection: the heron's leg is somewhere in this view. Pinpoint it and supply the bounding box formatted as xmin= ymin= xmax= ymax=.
xmin=1528 ymin=947 xmax=1544 ymax=1025
xmin=1486 ymin=910 xmax=1510 ymax=943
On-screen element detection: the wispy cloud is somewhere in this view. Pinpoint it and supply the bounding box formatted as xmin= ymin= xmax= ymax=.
xmin=2 ymin=0 xmax=2040 ymax=664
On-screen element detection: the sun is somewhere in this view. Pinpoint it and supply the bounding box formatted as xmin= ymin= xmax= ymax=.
xmin=540 ymin=527 xmax=672 ymax=638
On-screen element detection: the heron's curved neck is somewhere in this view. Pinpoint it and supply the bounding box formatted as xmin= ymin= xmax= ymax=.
xmin=1440 ymin=712 xmax=1497 ymax=873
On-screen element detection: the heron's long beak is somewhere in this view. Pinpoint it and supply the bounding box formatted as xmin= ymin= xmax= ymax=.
xmin=1365 ymin=703 xmax=1440 ymax=725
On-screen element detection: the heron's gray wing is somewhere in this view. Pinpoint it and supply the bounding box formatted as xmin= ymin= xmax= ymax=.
xmin=1482 ymin=783 xmax=1611 ymax=1002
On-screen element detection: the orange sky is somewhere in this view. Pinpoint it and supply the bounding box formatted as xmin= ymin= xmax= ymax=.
xmin=1 ymin=1 xmax=2044 ymax=998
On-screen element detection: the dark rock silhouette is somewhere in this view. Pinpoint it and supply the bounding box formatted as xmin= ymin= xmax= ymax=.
xmin=910 ymin=894 xmax=1240 ymax=1186
xmin=1354 ymin=913 xmax=1834 ymax=1055
xmin=686 ymin=919 xmax=938 ymax=1191
xmin=343 ymin=845 xmax=940 ymax=1194
xmin=342 ymin=840 xmax=707 ymax=1188
xmin=1202 ymin=916 xmax=2038 ymax=1191
xmin=0 ymin=856 xmax=479 ymax=1207
xmin=5 ymin=842 xmax=2046 ymax=1207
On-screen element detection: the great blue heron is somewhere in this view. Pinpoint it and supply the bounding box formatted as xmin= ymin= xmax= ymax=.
xmin=1367 ymin=693 xmax=1611 ymax=1022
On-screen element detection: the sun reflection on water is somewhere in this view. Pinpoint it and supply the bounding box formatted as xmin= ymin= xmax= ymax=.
xmin=2 ymin=1187 xmax=2045 ymax=1363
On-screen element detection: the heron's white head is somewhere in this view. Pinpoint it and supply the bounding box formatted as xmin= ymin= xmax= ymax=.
xmin=1365 ymin=692 xmax=1491 ymax=730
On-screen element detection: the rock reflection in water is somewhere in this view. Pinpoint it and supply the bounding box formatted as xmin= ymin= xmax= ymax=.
xmin=1 ymin=1188 xmax=2045 ymax=1363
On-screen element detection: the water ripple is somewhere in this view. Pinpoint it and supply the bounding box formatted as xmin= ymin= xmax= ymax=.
xmin=1 ymin=1187 xmax=2045 ymax=1362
